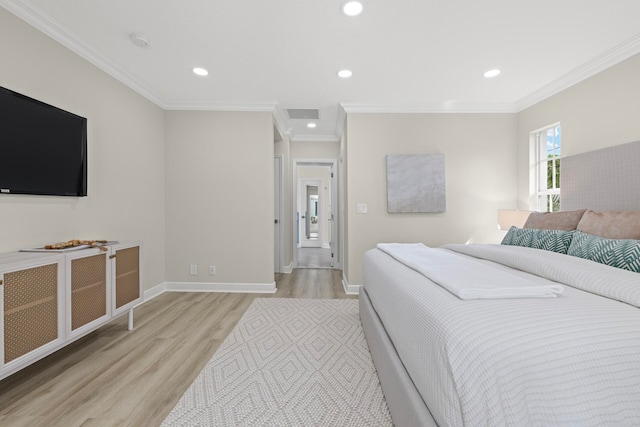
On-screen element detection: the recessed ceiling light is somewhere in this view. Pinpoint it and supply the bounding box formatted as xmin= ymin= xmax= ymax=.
xmin=193 ymin=67 xmax=209 ymax=76
xmin=129 ymin=33 xmax=150 ymax=48
xmin=342 ymin=1 xmax=363 ymax=16
xmin=338 ymin=69 xmax=353 ymax=78
xmin=307 ymin=123 xmax=317 ymax=129
xmin=484 ymin=69 xmax=501 ymax=78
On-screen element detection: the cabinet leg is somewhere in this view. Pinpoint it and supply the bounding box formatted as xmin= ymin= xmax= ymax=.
xmin=128 ymin=308 xmax=134 ymax=331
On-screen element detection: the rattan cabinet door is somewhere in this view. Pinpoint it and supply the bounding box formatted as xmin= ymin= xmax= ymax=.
xmin=113 ymin=245 xmax=141 ymax=315
xmin=67 ymin=251 xmax=110 ymax=338
xmin=1 ymin=259 xmax=64 ymax=367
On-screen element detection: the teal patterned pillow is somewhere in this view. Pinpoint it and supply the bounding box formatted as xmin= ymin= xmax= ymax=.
xmin=567 ymin=230 xmax=640 ymax=273
xmin=501 ymin=226 xmax=575 ymax=254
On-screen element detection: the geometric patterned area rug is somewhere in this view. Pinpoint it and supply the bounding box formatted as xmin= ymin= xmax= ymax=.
xmin=161 ymin=298 xmax=393 ymax=426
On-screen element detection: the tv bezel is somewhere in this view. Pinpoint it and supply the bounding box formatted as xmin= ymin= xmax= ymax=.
xmin=0 ymin=86 xmax=88 ymax=197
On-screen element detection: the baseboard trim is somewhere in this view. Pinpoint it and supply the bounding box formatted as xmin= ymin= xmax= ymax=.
xmin=143 ymin=282 xmax=167 ymax=302
xmin=342 ymin=274 xmax=361 ymax=295
xmin=166 ymin=281 xmax=277 ymax=294
xmin=283 ymin=262 xmax=293 ymax=274
xmin=143 ymin=281 xmax=277 ymax=302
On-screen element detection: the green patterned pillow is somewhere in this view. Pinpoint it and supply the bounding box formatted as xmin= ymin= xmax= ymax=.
xmin=501 ymin=226 xmax=575 ymax=254
xmin=567 ymin=230 xmax=640 ymax=273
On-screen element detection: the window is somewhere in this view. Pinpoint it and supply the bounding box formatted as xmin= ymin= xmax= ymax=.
xmin=533 ymin=124 xmax=561 ymax=212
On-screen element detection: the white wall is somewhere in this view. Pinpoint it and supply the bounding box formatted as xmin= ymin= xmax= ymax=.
xmin=0 ymin=8 xmax=166 ymax=291
xmin=165 ymin=111 xmax=274 ymax=285
xmin=290 ymin=141 xmax=340 ymax=159
xmin=517 ymin=53 xmax=640 ymax=208
xmin=344 ymin=113 xmax=517 ymax=286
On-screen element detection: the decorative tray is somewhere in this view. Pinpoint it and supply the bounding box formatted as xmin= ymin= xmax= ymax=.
xmin=21 ymin=241 xmax=119 ymax=253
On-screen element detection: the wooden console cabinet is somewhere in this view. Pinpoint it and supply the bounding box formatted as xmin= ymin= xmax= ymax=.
xmin=0 ymin=242 xmax=142 ymax=380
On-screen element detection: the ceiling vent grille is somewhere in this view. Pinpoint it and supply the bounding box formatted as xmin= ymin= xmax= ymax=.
xmin=286 ymin=109 xmax=320 ymax=120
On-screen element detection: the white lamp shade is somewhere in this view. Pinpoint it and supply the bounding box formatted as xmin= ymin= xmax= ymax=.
xmin=498 ymin=210 xmax=532 ymax=230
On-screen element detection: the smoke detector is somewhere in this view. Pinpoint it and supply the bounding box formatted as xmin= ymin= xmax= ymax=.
xmin=129 ymin=33 xmax=150 ymax=48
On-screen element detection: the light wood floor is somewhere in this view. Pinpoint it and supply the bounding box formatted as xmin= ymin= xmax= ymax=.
xmin=0 ymin=269 xmax=356 ymax=427
xmin=296 ymin=247 xmax=332 ymax=269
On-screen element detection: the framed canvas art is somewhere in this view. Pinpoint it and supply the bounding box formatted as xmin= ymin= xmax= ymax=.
xmin=386 ymin=154 xmax=446 ymax=213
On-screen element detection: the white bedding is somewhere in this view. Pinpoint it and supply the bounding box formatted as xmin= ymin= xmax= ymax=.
xmin=363 ymin=244 xmax=640 ymax=426
xmin=377 ymin=243 xmax=564 ymax=299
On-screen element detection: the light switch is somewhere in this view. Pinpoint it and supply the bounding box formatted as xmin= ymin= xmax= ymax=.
xmin=357 ymin=203 xmax=368 ymax=214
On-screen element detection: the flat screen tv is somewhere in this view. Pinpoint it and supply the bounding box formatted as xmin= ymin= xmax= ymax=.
xmin=0 ymin=86 xmax=87 ymax=197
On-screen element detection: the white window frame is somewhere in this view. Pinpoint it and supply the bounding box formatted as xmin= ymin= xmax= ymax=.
xmin=532 ymin=123 xmax=561 ymax=212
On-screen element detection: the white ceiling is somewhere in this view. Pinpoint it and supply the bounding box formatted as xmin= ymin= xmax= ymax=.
xmin=3 ymin=0 xmax=640 ymax=142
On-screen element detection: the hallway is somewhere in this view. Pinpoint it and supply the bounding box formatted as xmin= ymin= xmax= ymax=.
xmin=296 ymin=247 xmax=332 ymax=268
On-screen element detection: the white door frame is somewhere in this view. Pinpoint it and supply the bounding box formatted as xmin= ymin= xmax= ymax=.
xmin=292 ymin=158 xmax=340 ymax=269
xmin=274 ymin=155 xmax=282 ymax=273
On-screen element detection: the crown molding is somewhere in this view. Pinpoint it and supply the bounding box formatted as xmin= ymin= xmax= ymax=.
xmin=340 ymin=102 xmax=518 ymax=114
xmin=0 ymin=0 xmax=169 ymax=108
xmin=516 ymin=33 xmax=640 ymax=111
xmin=164 ymin=102 xmax=278 ymax=112
xmin=271 ymin=104 xmax=293 ymax=138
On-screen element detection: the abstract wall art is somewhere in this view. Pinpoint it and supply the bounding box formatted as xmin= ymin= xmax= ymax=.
xmin=386 ymin=154 xmax=446 ymax=213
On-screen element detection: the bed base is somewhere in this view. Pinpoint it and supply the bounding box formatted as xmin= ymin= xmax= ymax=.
xmin=359 ymin=287 xmax=437 ymax=427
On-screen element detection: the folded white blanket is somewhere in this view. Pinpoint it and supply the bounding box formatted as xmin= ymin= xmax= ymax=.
xmin=377 ymin=243 xmax=564 ymax=300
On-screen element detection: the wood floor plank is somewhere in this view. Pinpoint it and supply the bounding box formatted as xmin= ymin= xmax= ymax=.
xmin=0 ymin=415 xmax=48 ymax=426
xmin=0 ymin=270 xmax=357 ymax=426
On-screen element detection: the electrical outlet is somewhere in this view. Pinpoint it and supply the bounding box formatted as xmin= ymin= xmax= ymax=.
xmin=189 ymin=264 xmax=197 ymax=275
xmin=209 ymin=265 xmax=216 ymax=275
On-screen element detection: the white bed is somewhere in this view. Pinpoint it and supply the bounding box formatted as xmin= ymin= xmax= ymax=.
xmin=362 ymin=242 xmax=640 ymax=426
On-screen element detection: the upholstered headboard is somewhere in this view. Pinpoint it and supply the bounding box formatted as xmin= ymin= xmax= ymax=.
xmin=561 ymin=140 xmax=640 ymax=211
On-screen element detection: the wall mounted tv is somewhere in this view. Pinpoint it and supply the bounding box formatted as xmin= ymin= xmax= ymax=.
xmin=0 ymin=86 xmax=87 ymax=197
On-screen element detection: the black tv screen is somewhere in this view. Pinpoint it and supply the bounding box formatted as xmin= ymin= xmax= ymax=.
xmin=0 ymin=86 xmax=87 ymax=197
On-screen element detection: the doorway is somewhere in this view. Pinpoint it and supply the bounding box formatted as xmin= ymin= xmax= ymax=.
xmin=294 ymin=160 xmax=338 ymax=269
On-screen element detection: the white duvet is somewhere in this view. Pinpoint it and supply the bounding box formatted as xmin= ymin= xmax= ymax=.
xmin=377 ymin=243 xmax=564 ymax=299
xmin=363 ymin=244 xmax=640 ymax=426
